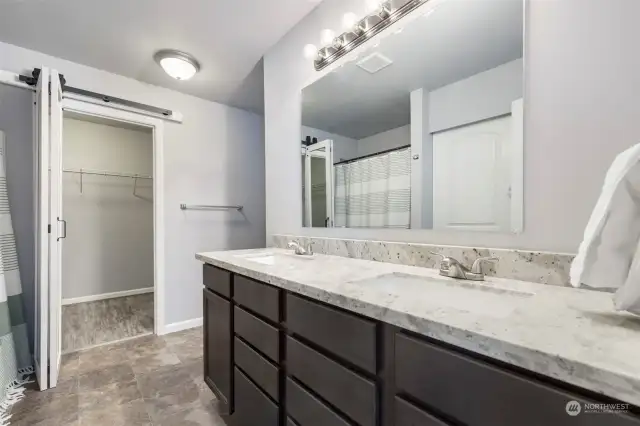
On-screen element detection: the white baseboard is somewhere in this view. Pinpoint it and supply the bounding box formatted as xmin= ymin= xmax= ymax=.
xmin=62 ymin=287 xmax=154 ymax=305
xmin=161 ymin=317 xmax=203 ymax=335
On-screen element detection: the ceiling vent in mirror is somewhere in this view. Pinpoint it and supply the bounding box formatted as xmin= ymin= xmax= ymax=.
xmin=356 ymin=52 xmax=393 ymax=74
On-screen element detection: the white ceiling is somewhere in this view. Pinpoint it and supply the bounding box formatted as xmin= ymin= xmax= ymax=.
xmin=302 ymin=0 xmax=524 ymax=139
xmin=0 ymin=0 xmax=321 ymax=114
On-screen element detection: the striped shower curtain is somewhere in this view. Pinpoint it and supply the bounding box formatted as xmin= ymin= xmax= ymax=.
xmin=334 ymin=147 xmax=411 ymax=228
xmin=0 ymin=132 xmax=32 ymax=424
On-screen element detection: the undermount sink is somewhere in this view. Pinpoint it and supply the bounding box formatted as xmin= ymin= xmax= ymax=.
xmin=235 ymin=252 xmax=314 ymax=266
xmin=349 ymin=272 xmax=534 ymax=318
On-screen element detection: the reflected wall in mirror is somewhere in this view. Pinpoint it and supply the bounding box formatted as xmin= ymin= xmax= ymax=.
xmin=301 ymin=0 xmax=524 ymax=233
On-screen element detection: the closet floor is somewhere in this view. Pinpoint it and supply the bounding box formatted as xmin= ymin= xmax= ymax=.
xmin=62 ymin=293 xmax=154 ymax=353
xmin=9 ymin=327 xmax=225 ymax=425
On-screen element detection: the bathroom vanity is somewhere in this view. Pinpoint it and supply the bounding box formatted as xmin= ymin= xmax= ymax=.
xmin=199 ymin=249 xmax=640 ymax=426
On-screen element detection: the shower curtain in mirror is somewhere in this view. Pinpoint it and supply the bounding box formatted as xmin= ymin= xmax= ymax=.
xmin=0 ymin=133 xmax=32 ymax=425
xmin=334 ymin=146 xmax=411 ymax=228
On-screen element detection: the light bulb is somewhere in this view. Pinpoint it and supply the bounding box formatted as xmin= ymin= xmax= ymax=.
xmin=159 ymin=57 xmax=197 ymax=80
xmin=365 ymin=0 xmax=383 ymax=14
xmin=342 ymin=12 xmax=358 ymax=31
xmin=320 ymin=29 xmax=336 ymax=46
xmin=303 ymin=44 xmax=318 ymax=60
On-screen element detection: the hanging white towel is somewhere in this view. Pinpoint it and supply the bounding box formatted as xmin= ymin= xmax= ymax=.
xmin=570 ymin=143 xmax=640 ymax=314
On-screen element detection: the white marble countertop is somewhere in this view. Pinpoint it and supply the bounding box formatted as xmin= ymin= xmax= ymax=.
xmin=197 ymin=248 xmax=640 ymax=407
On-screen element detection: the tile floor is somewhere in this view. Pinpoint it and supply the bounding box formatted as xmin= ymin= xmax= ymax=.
xmin=9 ymin=327 xmax=227 ymax=426
xmin=61 ymin=293 xmax=154 ymax=353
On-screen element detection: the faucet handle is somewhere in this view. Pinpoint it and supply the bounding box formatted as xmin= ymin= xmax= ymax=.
xmin=430 ymin=251 xmax=446 ymax=265
xmin=430 ymin=251 xmax=445 ymax=260
xmin=306 ymin=242 xmax=313 ymax=255
xmin=471 ymin=257 xmax=499 ymax=274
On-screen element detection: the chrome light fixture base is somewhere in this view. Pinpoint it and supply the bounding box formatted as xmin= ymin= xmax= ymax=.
xmin=314 ymin=0 xmax=428 ymax=71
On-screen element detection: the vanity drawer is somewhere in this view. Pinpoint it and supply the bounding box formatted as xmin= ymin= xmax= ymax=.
xmin=395 ymin=333 xmax=640 ymax=426
xmin=234 ymin=275 xmax=280 ymax=322
xmin=395 ymin=397 xmax=451 ymax=426
xmin=233 ymin=367 xmax=279 ymax=426
xmin=286 ymin=294 xmax=376 ymax=373
xmin=286 ymin=378 xmax=351 ymax=426
xmin=287 ymin=336 xmax=376 ymax=426
xmin=234 ymin=306 xmax=280 ymax=362
xmin=203 ymin=264 xmax=231 ymax=298
xmin=234 ymin=337 xmax=279 ymax=401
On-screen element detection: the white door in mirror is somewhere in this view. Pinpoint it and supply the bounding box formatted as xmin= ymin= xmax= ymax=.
xmin=433 ymin=115 xmax=512 ymax=232
xmin=304 ymin=140 xmax=334 ymax=227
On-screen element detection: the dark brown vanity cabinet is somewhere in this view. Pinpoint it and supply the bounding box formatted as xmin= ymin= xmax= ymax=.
xmin=394 ymin=332 xmax=640 ymax=426
xmin=203 ymin=265 xmax=640 ymax=426
xmin=233 ymin=274 xmax=282 ymax=426
xmin=203 ymin=265 xmax=233 ymax=412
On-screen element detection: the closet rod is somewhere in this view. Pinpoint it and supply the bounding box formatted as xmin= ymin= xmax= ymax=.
xmin=180 ymin=204 xmax=243 ymax=211
xmin=63 ymin=168 xmax=152 ymax=179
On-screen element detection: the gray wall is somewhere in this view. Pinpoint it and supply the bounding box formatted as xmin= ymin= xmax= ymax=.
xmin=0 ymin=84 xmax=35 ymax=346
xmin=429 ymin=58 xmax=523 ymax=133
xmin=264 ymin=0 xmax=640 ymax=254
xmin=357 ymin=125 xmax=411 ymax=158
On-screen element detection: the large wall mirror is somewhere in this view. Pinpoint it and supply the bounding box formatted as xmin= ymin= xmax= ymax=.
xmin=301 ymin=0 xmax=524 ymax=233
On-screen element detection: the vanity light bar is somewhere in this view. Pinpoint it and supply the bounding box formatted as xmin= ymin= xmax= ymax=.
xmin=314 ymin=0 xmax=428 ymax=71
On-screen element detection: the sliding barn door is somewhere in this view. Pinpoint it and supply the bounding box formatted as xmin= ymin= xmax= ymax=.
xmin=33 ymin=67 xmax=64 ymax=390
xmin=48 ymin=70 xmax=64 ymax=387
xmin=34 ymin=68 xmax=50 ymax=390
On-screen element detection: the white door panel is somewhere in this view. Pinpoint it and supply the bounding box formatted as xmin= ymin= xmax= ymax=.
xmin=34 ymin=67 xmax=50 ymax=390
xmin=433 ymin=115 xmax=511 ymax=232
xmin=48 ymin=69 xmax=63 ymax=388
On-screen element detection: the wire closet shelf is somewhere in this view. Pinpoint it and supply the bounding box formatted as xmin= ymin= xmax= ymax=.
xmin=63 ymin=168 xmax=152 ymax=194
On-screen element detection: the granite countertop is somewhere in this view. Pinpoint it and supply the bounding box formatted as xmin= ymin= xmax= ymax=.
xmin=196 ymin=248 xmax=640 ymax=407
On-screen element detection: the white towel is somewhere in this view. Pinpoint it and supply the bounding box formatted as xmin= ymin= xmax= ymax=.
xmin=570 ymin=143 xmax=640 ymax=314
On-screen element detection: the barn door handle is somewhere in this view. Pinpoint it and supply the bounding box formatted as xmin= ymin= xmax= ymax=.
xmin=57 ymin=218 xmax=67 ymax=241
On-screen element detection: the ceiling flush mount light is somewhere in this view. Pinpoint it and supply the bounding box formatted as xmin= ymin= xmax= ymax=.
xmin=311 ymin=0 xmax=427 ymax=71
xmin=154 ymin=49 xmax=200 ymax=81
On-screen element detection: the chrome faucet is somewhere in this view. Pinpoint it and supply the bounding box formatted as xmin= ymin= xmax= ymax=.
xmin=430 ymin=252 xmax=498 ymax=281
xmin=287 ymin=241 xmax=313 ymax=256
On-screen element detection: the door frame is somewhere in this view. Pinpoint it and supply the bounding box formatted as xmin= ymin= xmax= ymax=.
xmin=59 ymin=98 xmax=166 ymax=336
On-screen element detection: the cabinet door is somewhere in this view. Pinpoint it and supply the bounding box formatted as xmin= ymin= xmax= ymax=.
xmin=203 ymin=289 xmax=232 ymax=409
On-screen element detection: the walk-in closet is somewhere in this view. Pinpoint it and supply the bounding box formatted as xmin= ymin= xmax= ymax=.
xmin=61 ymin=114 xmax=154 ymax=352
